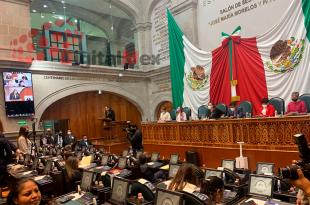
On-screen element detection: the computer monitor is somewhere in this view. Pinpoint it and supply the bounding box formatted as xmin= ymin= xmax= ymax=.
xmin=43 ymin=161 xmax=53 ymax=175
xmin=118 ymin=157 xmax=127 ymax=169
xmin=101 ymin=155 xmax=109 ymax=165
xmin=122 ymin=150 xmax=129 ymax=157
xmin=170 ymin=154 xmax=179 ymax=164
xmin=155 ymin=188 xmax=183 ymax=205
xmin=81 ymin=171 xmax=95 ymax=191
xmin=151 ymin=152 xmax=159 ymax=162
xmin=204 ymin=168 xmax=223 ymax=180
xmin=222 ymin=159 xmax=235 ymax=171
xmin=249 ymin=175 xmax=274 ymax=198
xmin=111 ymin=177 xmax=130 ymax=204
xmin=169 ymin=164 xmax=180 ymax=178
xmin=256 ymin=162 xmax=275 ymax=175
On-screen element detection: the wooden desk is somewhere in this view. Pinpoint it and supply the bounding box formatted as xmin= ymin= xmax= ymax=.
xmin=141 ymin=116 xmax=310 ymax=171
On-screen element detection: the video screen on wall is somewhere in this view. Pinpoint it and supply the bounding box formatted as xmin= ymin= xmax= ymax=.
xmin=3 ymin=71 xmax=35 ymax=117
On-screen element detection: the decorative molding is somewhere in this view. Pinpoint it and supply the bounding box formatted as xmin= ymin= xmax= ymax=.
xmin=132 ymin=22 xmax=153 ymax=32
xmin=1 ymin=0 xmax=30 ymax=6
xmin=171 ymin=0 xmax=198 ymax=16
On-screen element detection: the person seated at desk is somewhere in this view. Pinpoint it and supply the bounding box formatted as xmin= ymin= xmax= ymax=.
xmin=7 ymin=178 xmax=41 ymax=205
xmin=64 ymin=156 xmax=82 ymax=193
xmin=226 ymin=101 xmax=245 ymax=118
xmin=166 ymin=163 xmax=203 ymax=193
xmin=79 ymin=135 xmax=92 ymax=149
xmin=158 ymin=106 xmax=171 ymax=122
xmin=105 ymin=106 xmax=115 ymax=121
xmin=286 ymin=91 xmax=307 ymax=115
xmin=176 ymin=107 xmax=187 ymax=122
xmin=201 ymin=176 xmax=224 ymax=205
xmin=257 ymin=98 xmax=275 ymax=117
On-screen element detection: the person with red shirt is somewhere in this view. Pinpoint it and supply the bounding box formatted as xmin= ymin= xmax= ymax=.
xmin=286 ymin=92 xmax=307 ymax=115
xmin=258 ymin=98 xmax=275 ymax=117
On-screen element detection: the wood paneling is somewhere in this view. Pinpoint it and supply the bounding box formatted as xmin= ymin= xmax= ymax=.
xmin=142 ymin=116 xmax=310 ymax=171
xmin=41 ymin=91 xmax=142 ymax=140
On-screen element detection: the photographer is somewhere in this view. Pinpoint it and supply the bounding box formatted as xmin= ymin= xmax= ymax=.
xmin=125 ymin=124 xmax=143 ymax=153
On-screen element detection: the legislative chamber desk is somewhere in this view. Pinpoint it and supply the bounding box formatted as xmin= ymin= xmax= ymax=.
xmin=141 ymin=115 xmax=310 ymax=171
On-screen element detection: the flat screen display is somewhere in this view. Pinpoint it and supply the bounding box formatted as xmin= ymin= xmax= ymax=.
xmin=249 ymin=175 xmax=273 ymax=197
xmin=205 ymin=169 xmax=223 ymax=180
xmin=3 ymin=72 xmax=34 ymax=117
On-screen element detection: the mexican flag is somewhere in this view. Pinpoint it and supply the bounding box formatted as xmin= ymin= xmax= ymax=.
xmin=168 ymin=0 xmax=310 ymax=116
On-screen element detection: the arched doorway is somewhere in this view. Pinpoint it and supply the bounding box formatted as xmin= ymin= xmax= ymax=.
xmin=41 ymin=91 xmax=142 ymax=139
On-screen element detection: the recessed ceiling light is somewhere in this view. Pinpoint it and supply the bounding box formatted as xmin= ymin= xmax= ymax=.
xmin=32 ymin=9 xmax=37 ymax=12
xmin=48 ymin=21 xmax=53 ymax=23
xmin=43 ymin=5 xmax=48 ymax=8
xmin=74 ymin=19 xmax=78 ymax=23
xmin=59 ymin=16 xmax=64 ymax=20
xmin=63 ymin=6 xmax=66 ymax=9
xmin=41 ymin=15 xmax=45 ymax=18
xmin=52 ymin=11 xmax=56 ymax=14
xmin=61 ymin=0 xmax=65 ymax=3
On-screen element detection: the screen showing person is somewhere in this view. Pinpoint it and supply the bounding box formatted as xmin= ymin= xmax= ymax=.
xmin=155 ymin=188 xmax=183 ymax=205
xmin=81 ymin=171 xmax=94 ymax=191
xmin=204 ymin=168 xmax=223 ymax=180
xmin=151 ymin=152 xmax=159 ymax=162
xmin=101 ymin=155 xmax=109 ymax=165
xmin=249 ymin=175 xmax=273 ymax=197
xmin=111 ymin=177 xmax=130 ymax=203
xmin=256 ymin=163 xmax=275 ymax=175
xmin=222 ymin=159 xmax=235 ymax=171
xmin=169 ymin=164 xmax=180 ymax=178
xmin=118 ymin=157 xmax=127 ymax=169
xmin=170 ymin=154 xmax=179 ymax=164
xmin=2 ymin=71 xmax=34 ymax=117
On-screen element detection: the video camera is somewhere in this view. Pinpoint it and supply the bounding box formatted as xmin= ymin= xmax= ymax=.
xmin=122 ymin=123 xmax=136 ymax=134
xmin=280 ymin=134 xmax=310 ymax=180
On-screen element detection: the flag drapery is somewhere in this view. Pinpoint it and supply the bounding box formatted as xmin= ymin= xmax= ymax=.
xmin=168 ymin=0 xmax=310 ymax=117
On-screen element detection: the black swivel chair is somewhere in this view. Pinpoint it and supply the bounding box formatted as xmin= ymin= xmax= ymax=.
xmin=269 ymin=97 xmax=285 ymax=114
xmin=299 ymin=94 xmax=310 ymax=113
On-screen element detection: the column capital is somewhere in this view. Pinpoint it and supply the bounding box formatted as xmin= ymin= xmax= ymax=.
xmin=171 ymin=0 xmax=198 ymax=15
xmin=132 ymin=22 xmax=152 ymax=33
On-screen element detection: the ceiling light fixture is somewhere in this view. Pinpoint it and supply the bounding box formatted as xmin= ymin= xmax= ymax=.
xmin=43 ymin=4 xmax=48 ymax=8
xmin=32 ymin=9 xmax=37 ymax=12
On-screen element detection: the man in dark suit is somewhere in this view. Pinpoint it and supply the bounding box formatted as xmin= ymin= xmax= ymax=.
xmin=79 ymin=135 xmax=91 ymax=149
xmin=127 ymin=125 xmax=143 ymax=153
xmin=104 ymin=106 xmax=115 ymax=121
xmin=63 ymin=129 xmax=76 ymax=147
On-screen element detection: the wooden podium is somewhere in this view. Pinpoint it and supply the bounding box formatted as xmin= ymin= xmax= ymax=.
xmin=97 ymin=118 xmax=128 ymax=142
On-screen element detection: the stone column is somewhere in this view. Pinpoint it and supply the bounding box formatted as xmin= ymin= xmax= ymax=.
xmin=132 ymin=22 xmax=152 ymax=68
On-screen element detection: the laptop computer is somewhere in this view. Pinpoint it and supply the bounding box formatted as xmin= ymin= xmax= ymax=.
xmin=241 ymin=174 xmax=274 ymax=205
xmin=155 ymin=188 xmax=183 ymax=205
xmin=170 ymin=154 xmax=179 ymax=164
xmin=168 ymin=164 xmax=180 ymax=178
xmin=256 ymin=162 xmax=275 ymax=175
xmin=109 ymin=177 xmax=131 ymax=205
xmin=147 ymin=152 xmax=163 ymax=168
xmin=204 ymin=168 xmax=223 ymax=180
xmin=222 ymin=159 xmax=235 ymax=171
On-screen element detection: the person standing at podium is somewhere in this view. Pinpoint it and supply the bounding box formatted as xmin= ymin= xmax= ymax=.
xmin=104 ymin=106 xmax=115 ymax=121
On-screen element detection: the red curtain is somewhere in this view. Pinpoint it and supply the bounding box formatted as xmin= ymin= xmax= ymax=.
xmin=210 ymin=37 xmax=268 ymax=115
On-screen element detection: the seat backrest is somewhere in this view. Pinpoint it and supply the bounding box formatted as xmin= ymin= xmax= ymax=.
xmin=183 ymin=107 xmax=191 ymax=120
xmin=181 ymin=191 xmax=208 ymax=205
xmin=170 ymin=109 xmax=177 ymax=120
xmin=197 ymin=105 xmax=209 ymax=119
xmin=215 ymin=103 xmax=227 ymax=113
xmin=299 ymin=94 xmax=310 ymax=113
xmin=130 ymin=181 xmax=155 ymax=202
xmin=269 ymin=97 xmax=285 ymax=114
xmin=238 ymin=101 xmax=252 ymax=115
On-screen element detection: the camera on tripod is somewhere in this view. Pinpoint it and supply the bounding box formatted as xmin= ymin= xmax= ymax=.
xmin=280 ymin=133 xmax=310 ymax=180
